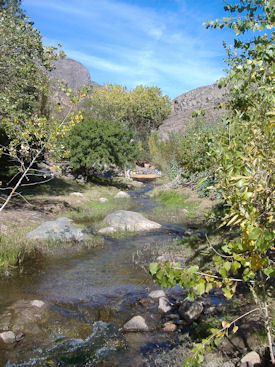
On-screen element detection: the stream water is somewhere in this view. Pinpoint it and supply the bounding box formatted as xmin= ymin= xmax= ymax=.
xmin=0 ymin=184 xmax=190 ymax=367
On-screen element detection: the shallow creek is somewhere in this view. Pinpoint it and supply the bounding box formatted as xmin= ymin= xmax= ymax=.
xmin=0 ymin=184 xmax=193 ymax=366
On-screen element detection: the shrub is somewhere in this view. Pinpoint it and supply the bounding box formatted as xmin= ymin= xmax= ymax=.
xmin=64 ymin=118 xmax=139 ymax=177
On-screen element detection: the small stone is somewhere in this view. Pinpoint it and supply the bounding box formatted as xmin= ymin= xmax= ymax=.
xmin=158 ymin=297 xmax=172 ymax=314
xmin=148 ymin=290 xmax=166 ymax=299
xmin=139 ymin=298 xmax=154 ymax=305
xmin=123 ymin=316 xmax=149 ymax=332
xmin=114 ymin=191 xmax=130 ymax=199
xmin=99 ymin=197 xmax=108 ymax=203
xmin=0 ymin=331 xmax=16 ymax=344
xmin=30 ymin=300 xmax=46 ymax=308
xmin=178 ymin=298 xmax=203 ymax=323
xmin=70 ymin=192 xmax=83 ymax=197
xmin=162 ymin=322 xmax=177 ymax=332
xmin=240 ymin=351 xmax=261 ymax=366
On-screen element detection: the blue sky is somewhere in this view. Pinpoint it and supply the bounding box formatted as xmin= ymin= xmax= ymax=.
xmin=22 ymin=0 xmax=236 ymax=99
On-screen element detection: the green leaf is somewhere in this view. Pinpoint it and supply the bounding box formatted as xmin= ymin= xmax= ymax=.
xmin=219 ymin=267 xmax=227 ymax=278
xmin=224 ymin=261 xmax=232 ymax=272
xmin=196 ymin=282 xmax=206 ymax=295
xmin=248 ymin=228 xmax=262 ymax=240
xmin=231 ymin=261 xmax=241 ymax=274
xmin=223 ymin=287 xmax=233 ymax=299
xmin=264 ymin=267 xmax=275 ymax=278
xmin=149 ymin=262 xmax=160 ymax=275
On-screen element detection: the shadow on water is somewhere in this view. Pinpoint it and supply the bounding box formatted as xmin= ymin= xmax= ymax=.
xmin=0 ymin=184 xmax=205 ymax=367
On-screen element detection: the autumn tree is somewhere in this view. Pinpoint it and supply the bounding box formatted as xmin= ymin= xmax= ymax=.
xmin=150 ymin=0 xmax=274 ymax=365
xmin=84 ymin=83 xmax=170 ymax=149
xmin=0 ymin=7 xmax=86 ymax=211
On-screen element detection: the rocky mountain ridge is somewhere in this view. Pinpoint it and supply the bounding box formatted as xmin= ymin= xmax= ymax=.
xmin=49 ymin=58 xmax=99 ymax=91
xmin=158 ymin=82 xmax=230 ymax=139
xmin=47 ymin=58 xmax=100 ymax=115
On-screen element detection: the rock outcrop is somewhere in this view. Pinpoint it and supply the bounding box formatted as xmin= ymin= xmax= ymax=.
xmin=158 ymin=82 xmax=230 ymax=139
xmin=49 ymin=58 xmax=99 ymax=92
xmin=48 ymin=58 xmax=100 ymax=117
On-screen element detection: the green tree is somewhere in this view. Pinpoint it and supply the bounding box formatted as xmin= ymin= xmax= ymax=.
xmin=84 ymin=83 xmax=170 ymax=150
xmin=0 ymin=0 xmax=25 ymax=18
xmin=0 ymin=8 xmax=86 ymax=211
xmin=127 ymin=85 xmax=170 ymax=144
xmin=64 ymin=118 xmax=139 ymax=177
xmin=150 ymin=1 xmax=274 ymax=365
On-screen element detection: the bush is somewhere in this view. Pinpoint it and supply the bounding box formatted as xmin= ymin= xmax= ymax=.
xmin=64 ymin=118 xmax=139 ymax=177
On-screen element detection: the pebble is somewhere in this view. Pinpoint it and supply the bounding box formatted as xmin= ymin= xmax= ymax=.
xmin=123 ymin=316 xmax=150 ymax=332
xmin=162 ymin=322 xmax=177 ymax=332
xmin=158 ymin=297 xmax=172 ymax=314
xmin=30 ymin=300 xmax=46 ymax=308
xmin=240 ymin=351 xmax=261 ymax=366
xmin=0 ymin=331 xmax=16 ymax=344
xmin=99 ymin=197 xmax=108 ymax=203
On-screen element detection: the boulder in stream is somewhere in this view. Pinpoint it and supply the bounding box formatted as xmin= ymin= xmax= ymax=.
xmin=26 ymin=217 xmax=89 ymax=241
xmin=0 ymin=299 xmax=48 ymax=335
xmin=99 ymin=210 xmax=161 ymax=233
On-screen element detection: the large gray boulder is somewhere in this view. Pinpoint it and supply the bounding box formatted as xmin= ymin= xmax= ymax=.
xmin=98 ymin=210 xmax=161 ymax=234
xmin=26 ymin=217 xmax=89 ymax=241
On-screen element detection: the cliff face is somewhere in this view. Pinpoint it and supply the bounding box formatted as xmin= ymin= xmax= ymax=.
xmin=47 ymin=58 xmax=100 ymax=115
xmin=158 ymin=82 xmax=229 ymax=139
xmin=49 ymin=58 xmax=99 ymax=91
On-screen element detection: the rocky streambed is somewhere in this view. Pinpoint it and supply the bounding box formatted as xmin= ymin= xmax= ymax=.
xmin=0 ymin=184 xmax=224 ymax=367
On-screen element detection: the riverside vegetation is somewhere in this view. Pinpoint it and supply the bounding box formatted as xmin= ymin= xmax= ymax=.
xmin=148 ymin=1 xmax=274 ymax=365
xmin=0 ymin=0 xmax=274 ymax=366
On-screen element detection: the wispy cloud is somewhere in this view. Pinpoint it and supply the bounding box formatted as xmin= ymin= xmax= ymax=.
xmin=23 ymin=0 xmax=232 ymax=98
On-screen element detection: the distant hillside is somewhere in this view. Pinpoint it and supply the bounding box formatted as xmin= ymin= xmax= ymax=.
xmin=158 ymin=82 xmax=229 ymax=139
xmin=48 ymin=58 xmax=100 ymax=114
xmin=49 ymin=58 xmax=99 ymax=91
